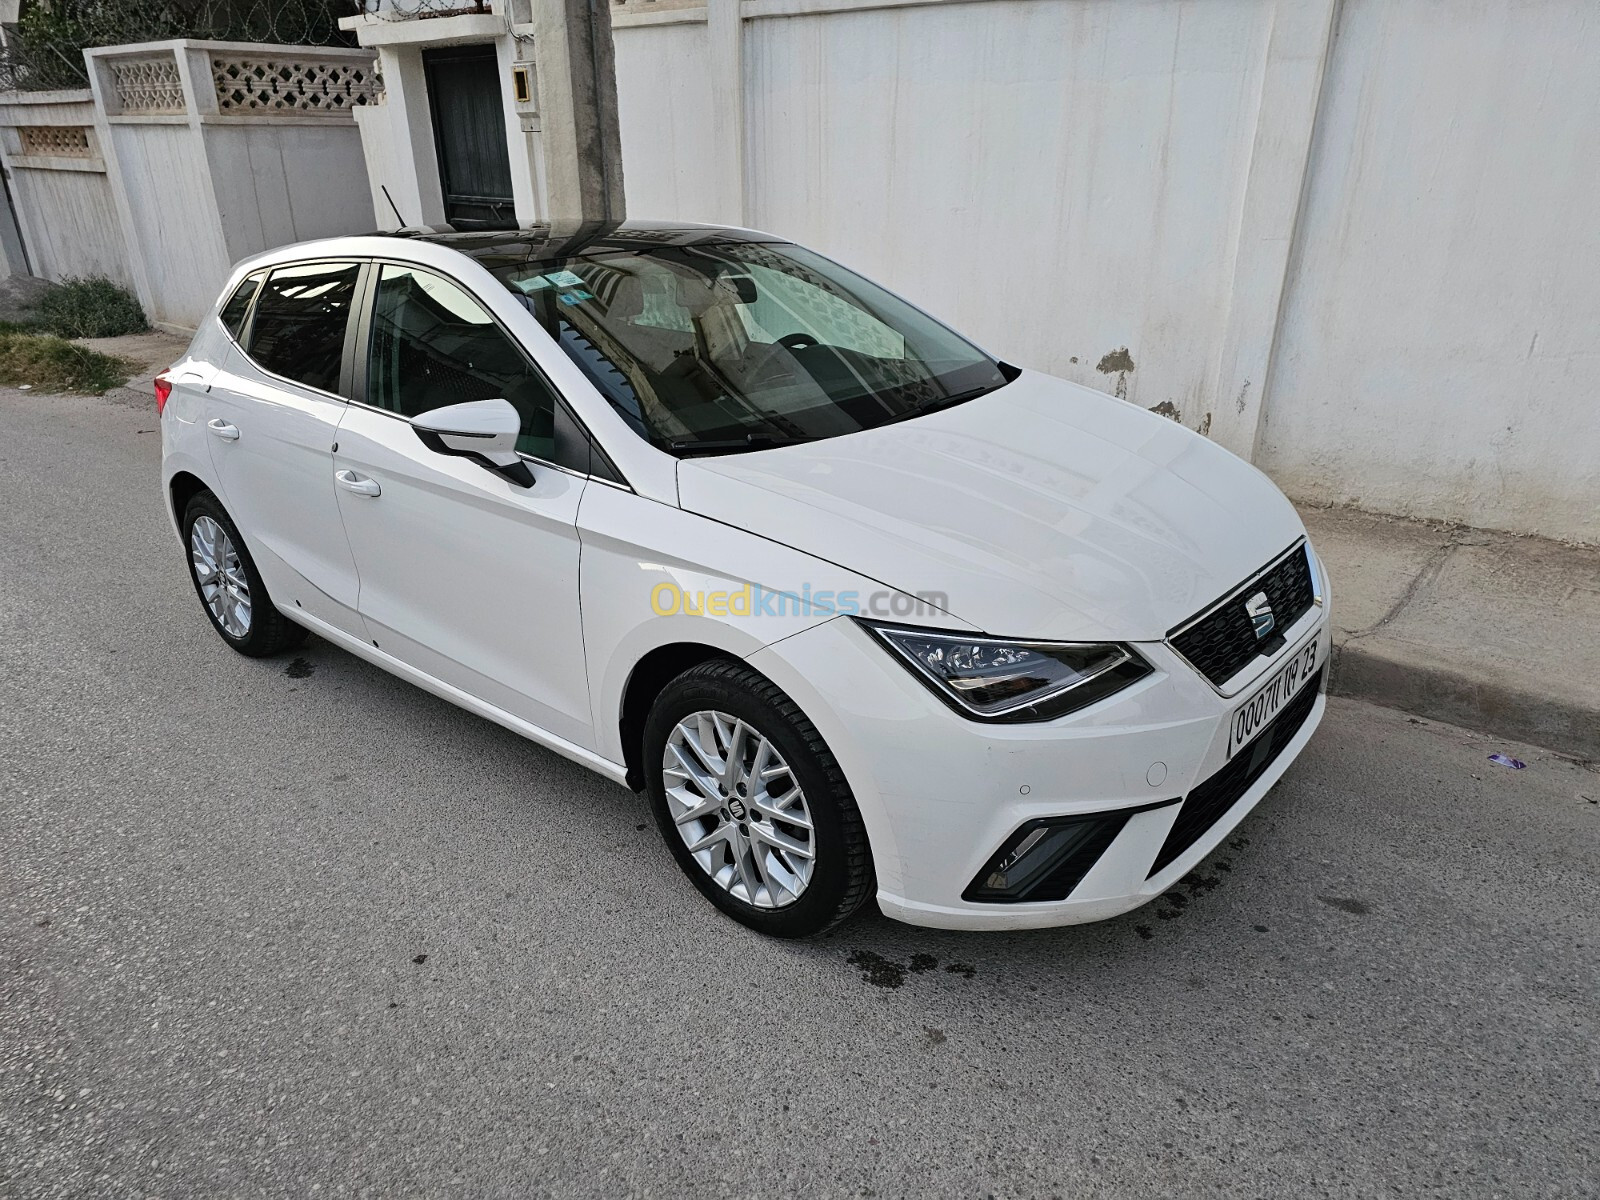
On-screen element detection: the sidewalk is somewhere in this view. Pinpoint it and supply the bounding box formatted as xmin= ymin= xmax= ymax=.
xmin=1303 ymin=506 xmax=1600 ymax=761
xmin=75 ymin=330 xmax=189 ymax=395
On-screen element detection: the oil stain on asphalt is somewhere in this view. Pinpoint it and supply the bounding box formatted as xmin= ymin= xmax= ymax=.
xmin=285 ymin=657 xmax=315 ymax=679
xmin=847 ymin=950 xmax=977 ymax=988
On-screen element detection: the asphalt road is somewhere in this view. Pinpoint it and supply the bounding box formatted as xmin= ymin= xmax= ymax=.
xmin=3 ymin=389 xmax=1597 ymax=1199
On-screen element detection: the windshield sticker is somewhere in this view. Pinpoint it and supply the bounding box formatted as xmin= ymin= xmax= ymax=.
xmin=558 ymin=290 xmax=594 ymax=306
xmin=509 ymin=274 xmax=553 ymax=293
xmin=547 ymin=269 xmax=586 ymax=288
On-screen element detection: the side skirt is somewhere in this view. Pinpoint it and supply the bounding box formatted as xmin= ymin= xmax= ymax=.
xmin=283 ymin=607 xmax=632 ymax=788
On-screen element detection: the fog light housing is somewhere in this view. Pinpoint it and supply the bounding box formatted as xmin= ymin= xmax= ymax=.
xmin=962 ymin=812 xmax=1134 ymax=903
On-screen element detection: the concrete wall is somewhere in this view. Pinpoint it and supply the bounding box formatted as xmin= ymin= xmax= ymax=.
xmin=1258 ymin=0 xmax=1600 ymax=542
xmin=85 ymin=40 xmax=378 ymax=330
xmin=0 ymin=90 xmax=136 ymax=287
xmin=613 ymin=19 xmax=719 ymax=222
xmin=745 ymin=0 xmax=1271 ymax=412
xmin=610 ymin=0 xmax=1598 ymax=543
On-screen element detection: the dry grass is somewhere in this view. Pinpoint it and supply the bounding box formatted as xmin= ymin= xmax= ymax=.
xmin=0 ymin=331 xmax=136 ymax=394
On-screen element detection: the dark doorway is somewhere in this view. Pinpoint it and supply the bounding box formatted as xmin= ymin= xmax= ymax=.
xmin=423 ymin=44 xmax=515 ymax=229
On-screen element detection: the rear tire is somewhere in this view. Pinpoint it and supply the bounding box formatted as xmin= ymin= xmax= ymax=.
xmin=643 ymin=660 xmax=874 ymax=938
xmin=182 ymin=491 xmax=306 ymax=658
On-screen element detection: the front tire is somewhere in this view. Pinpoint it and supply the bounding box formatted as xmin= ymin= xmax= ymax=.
xmin=643 ymin=660 xmax=874 ymax=937
xmin=182 ymin=491 xmax=306 ymax=658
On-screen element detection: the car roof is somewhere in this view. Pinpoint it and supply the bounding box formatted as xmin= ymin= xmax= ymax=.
xmin=374 ymin=219 xmax=789 ymax=269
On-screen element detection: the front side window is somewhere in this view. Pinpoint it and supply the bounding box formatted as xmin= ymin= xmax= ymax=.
xmin=490 ymin=241 xmax=1010 ymax=455
xmin=365 ymin=264 xmax=586 ymax=469
xmin=247 ymin=261 xmax=360 ymax=394
xmin=219 ymin=270 xmax=264 ymax=342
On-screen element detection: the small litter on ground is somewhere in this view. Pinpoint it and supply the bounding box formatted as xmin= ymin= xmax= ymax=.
xmin=1487 ymin=753 xmax=1526 ymax=770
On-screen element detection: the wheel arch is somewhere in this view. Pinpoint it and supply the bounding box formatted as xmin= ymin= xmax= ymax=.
xmin=618 ymin=642 xmax=741 ymax=790
xmin=168 ymin=470 xmax=211 ymax=532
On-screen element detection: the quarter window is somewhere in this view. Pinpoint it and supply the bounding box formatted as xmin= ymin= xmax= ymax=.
xmin=366 ymin=264 xmax=587 ymax=470
xmin=219 ymin=271 xmax=264 ymax=342
xmin=247 ymin=261 xmax=360 ymax=395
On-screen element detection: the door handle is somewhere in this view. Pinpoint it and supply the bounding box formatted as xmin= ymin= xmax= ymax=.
xmin=335 ymin=469 xmax=381 ymax=497
xmin=207 ymin=418 xmax=240 ymax=441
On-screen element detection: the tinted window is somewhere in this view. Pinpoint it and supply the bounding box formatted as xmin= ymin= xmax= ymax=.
xmin=366 ymin=264 xmax=588 ymax=470
xmin=219 ymin=271 xmax=263 ymax=341
xmin=247 ymin=261 xmax=360 ymax=394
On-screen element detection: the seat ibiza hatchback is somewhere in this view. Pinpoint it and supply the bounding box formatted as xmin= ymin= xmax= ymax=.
xmin=159 ymin=222 xmax=1330 ymax=937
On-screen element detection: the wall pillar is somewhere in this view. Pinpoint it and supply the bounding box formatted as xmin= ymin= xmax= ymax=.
xmin=373 ymin=44 xmax=447 ymax=227
xmin=706 ymin=0 xmax=745 ymax=226
xmin=530 ymin=0 xmax=624 ymax=222
xmin=1207 ymin=0 xmax=1341 ymax=460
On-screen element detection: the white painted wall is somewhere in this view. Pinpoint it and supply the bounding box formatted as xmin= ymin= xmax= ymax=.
xmin=102 ymin=120 xmax=233 ymax=325
xmin=85 ymin=40 xmax=379 ymax=330
xmin=608 ymin=0 xmax=1598 ymax=542
xmin=614 ymin=21 xmax=720 ymax=221
xmin=745 ymin=0 xmax=1272 ymax=413
xmin=203 ymin=122 xmax=375 ymax=263
xmin=0 ymin=91 xmax=136 ymax=286
xmin=1258 ymin=0 xmax=1600 ymax=542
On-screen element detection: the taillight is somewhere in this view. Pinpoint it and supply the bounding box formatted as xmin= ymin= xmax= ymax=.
xmin=153 ymin=370 xmax=173 ymax=416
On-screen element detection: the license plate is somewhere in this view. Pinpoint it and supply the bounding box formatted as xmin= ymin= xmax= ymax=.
xmin=1227 ymin=639 xmax=1320 ymax=758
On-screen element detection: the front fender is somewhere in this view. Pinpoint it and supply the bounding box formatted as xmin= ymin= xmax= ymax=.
xmin=576 ymin=482 xmax=965 ymax=767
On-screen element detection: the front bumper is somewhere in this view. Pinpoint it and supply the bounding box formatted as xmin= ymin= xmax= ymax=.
xmin=747 ymin=597 xmax=1331 ymax=932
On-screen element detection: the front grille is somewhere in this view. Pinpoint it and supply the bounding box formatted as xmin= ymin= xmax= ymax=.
xmin=1147 ymin=667 xmax=1323 ymax=878
xmin=1170 ymin=544 xmax=1315 ymax=687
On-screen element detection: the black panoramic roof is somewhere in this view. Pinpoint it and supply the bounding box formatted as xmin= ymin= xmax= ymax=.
xmin=378 ymin=220 xmax=786 ymax=268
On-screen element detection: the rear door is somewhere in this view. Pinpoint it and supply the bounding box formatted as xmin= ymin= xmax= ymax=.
xmin=204 ymin=260 xmax=365 ymax=636
xmin=331 ymin=261 xmax=595 ymax=747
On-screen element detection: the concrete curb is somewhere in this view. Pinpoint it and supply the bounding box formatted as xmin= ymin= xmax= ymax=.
xmin=1329 ymin=640 xmax=1599 ymax=763
xmin=1303 ymin=505 xmax=1599 ymax=764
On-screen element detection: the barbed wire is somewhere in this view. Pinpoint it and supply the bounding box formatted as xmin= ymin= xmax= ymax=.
xmin=348 ymin=0 xmax=493 ymax=21
xmin=0 ymin=1 xmax=355 ymax=93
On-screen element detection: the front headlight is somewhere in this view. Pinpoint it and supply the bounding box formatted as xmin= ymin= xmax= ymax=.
xmin=859 ymin=621 xmax=1153 ymax=722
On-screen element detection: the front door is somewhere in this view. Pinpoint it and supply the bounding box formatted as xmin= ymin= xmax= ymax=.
xmin=424 ymin=44 xmax=514 ymax=229
xmin=332 ymin=262 xmax=594 ymax=747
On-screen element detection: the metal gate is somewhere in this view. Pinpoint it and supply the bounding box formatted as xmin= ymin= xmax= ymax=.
xmin=424 ymin=44 xmax=514 ymax=229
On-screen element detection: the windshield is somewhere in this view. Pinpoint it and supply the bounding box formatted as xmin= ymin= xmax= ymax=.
xmin=489 ymin=242 xmax=1011 ymax=455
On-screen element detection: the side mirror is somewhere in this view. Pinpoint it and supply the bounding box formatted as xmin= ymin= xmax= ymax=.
xmin=411 ymin=399 xmax=534 ymax=487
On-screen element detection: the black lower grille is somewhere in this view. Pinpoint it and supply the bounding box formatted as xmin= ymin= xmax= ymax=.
xmin=1148 ymin=667 xmax=1323 ymax=877
xmin=962 ymin=811 xmax=1133 ymax=903
xmin=1171 ymin=545 xmax=1315 ymax=686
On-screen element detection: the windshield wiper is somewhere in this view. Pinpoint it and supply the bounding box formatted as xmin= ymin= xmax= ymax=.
xmin=668 ymin=433 xmax=816 ymax=457
xmin=879 ymin=385 xmax=998 ymax=427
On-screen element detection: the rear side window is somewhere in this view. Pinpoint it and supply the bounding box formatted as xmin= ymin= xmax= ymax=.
xmin=219 ymin=271 xmax=264 ymax=341
xmin=246 ymin=261 xmax=360 ymax=395
xmin=366 ymin=263 xmax=591 ymax=471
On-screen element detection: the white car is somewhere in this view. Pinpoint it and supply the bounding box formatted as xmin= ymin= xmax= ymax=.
xmin=159 ymin=223 xmax=1330 ymax=937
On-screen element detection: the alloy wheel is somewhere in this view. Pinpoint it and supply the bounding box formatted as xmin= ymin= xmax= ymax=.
xmin=190 ymin=515 xmax=252 ymax=638
xmin=662 ymin=710 xmax=816 ymax=908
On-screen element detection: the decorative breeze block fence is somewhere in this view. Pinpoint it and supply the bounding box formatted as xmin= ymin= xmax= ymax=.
xmin=212 ymin=57 xmax=381 ymax=112
xmin=106 ymin=56 xmax=187 ymax=115
xmin=101 ymin=46 xmax=382 ymax=117
xmin=17 ymin=125 xmax=92 ymax=157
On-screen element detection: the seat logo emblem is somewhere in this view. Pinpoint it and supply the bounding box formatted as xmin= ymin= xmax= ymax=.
xmin=1245 ymin=591 xmax=1275 ymax=639
xmin=727 ymin=796 xmax=748 ymax=821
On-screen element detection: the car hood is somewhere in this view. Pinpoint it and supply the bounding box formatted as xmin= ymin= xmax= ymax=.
xmin=675 ymin=370 xmax=1306 ymax=642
